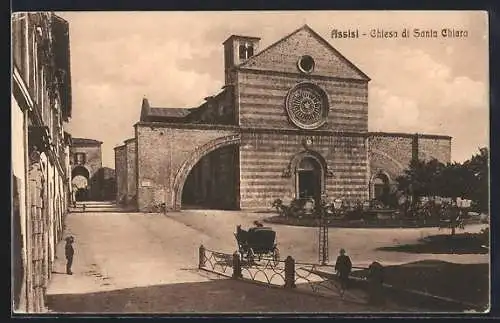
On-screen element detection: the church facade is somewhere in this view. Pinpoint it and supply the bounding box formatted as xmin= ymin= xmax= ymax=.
xmin=115 ymin=25 xmax=451 ymax=212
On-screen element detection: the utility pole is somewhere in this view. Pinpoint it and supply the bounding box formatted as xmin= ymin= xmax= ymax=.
xmin=318 ymin=198 xmax=343 ymax=265
xmin=318 ymin=213 xmax=329 ymax=265
xmin=317 ymin=196 xmax=333 ymax=265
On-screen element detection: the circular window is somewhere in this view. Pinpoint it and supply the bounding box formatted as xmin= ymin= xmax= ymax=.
xmin=297 ymin=55 xmax=315 ymax=74
xmin=285 ymin=83 xmax=328 ymax=130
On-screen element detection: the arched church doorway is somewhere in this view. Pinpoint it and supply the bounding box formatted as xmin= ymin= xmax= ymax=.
xmin=372 ymin=172 xmax=391 ymax=205
xmin=296 ymin=156 xmax=323 ymax=204
xmin=181 ymin=144 xmax=239 ymax=210
xmin=72 ymin=166 xmax=90 ymax=202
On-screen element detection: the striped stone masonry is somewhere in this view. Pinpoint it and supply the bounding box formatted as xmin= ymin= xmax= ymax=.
xmin=368 ymin=133 xmax=452 ymax=184
xmin=237 ymin=71 xmax=368 ymax=133
xmin=240 ymin=131 xmax=368 ymax=209
xmin=135 ymin=124 xmax=239 ymax=211
xmin=116 ymin=25 xmax=452 ymax=213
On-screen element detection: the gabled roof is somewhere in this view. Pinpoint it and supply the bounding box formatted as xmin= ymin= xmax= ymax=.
xmin=72 ymin=137 xmax=102 ymax=146
xmin=148 ymin=107 xmax=192 ymax=118
xmin=223 ymin=34 xmax=261 ymax=45
xmin=139 ymin=86 xmax=232 ymax=123
xmin=237 ymin=24 xmax=370 ymax=81
xmin=140 ymin=97 xmax=194 ymax=121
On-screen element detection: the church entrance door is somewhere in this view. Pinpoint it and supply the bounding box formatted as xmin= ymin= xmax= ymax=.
xmin=296 ymin=157 xmax=322 ymax=204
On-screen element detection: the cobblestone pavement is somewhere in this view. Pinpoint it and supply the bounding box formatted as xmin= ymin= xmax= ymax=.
xmin=45 ymin=210 xmax=487 ymax=313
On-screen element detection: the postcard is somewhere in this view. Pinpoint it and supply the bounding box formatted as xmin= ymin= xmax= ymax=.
xmin=11 ymin=10 xmax=489 ymax=314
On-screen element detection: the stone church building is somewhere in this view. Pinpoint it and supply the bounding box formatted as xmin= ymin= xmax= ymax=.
xmin=115 ymin=25 xmax=451 ymax=212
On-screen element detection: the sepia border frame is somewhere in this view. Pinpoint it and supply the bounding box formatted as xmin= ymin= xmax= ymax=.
xmin=8 ymin=0 xmax=499 ymax=321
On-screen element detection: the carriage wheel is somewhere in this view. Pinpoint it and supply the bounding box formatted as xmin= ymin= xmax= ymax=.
xmin=272 ymin=247 xmax=280 ymax=267
xmin=247 ymin=248 xmax=255 ymax=265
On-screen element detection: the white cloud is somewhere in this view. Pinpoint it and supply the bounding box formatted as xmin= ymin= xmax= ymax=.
xmin=440 ymin=76 xmax=487 ymax=110
xmin=67 ymin=33 xmax=228 ymax=168
xmin=366 ymin=47 xmax=488 ymax=162
xmin=60 ymin=12 xmax=488 ymax=166
xmin=370 ymin=88 xmax=420 ymax=131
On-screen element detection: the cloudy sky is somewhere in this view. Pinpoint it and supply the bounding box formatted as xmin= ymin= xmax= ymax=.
xmin=56 ymin=11 xmax=489 ymax=168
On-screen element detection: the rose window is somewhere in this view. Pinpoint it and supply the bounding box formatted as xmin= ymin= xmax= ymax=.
xmin=285 ymin=83 xmax=328 ymax=129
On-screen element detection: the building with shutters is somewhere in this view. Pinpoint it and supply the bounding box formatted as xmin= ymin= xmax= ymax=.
xmin=115 ymin=25 xmax=451 ymax=212
xmin=11 ymin=12 xmax=72 ymax=312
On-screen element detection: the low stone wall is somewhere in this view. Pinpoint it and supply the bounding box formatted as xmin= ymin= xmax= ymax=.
xmin=264 ymin=215 xmax=484 ymax=229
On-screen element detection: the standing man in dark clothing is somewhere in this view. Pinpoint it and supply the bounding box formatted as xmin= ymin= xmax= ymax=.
xmin=65 ymin=236 xmax=75 ymax=275
xmin=335 ymin=248 xmax=352 ymax=296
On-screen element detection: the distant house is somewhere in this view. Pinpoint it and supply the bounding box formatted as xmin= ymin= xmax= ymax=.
xmin=70 ymin=137 xmax=116 ymax=201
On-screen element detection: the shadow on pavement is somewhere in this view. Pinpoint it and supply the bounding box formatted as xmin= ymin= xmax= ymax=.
xmin=377 ymin=233 xmax=489 ymax=255
xmin=51 ymin=271 xmax=69 ymax=275
xmin=46 ymin=277 xmax=396 ymax=313
xmin=351 ymin=260 xmax=489 ymax=310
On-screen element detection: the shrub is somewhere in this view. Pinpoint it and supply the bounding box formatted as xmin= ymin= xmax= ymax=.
xmin=370 ymin=199 xmax=385 ymax=210
xmin=272 ymin=198 xmax=290 ymax=217
xmin=289 ymin=198 xmax=307 ymax=218
xmin=271 ymin=198 xmax=307 ymax=218
xmin=343 ymin=208 xmax=363 ymax=221
xmin=342 ymin=202 xmax=364 ymax=220
xmin=362 ymin=210 xmax=379 ymax=222
xmin=272 ymin=198 xmax=283 ymax=212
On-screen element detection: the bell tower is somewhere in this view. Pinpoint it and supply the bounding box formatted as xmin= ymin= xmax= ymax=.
xmin=223 ymin=35 xmax=260 ymax=85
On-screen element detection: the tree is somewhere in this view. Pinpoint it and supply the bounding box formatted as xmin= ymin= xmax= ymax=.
xmin=435 ymin=162 xmax=471 ymax=199
xmin=396 ymin=148 xmax=489 ymax=214
xmin=462 ymin=148 xmax=489 ymax=213
xmin=396 ymin=158 xmax=446 ymax=206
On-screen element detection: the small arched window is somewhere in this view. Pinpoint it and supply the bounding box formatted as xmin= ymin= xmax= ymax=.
xmin=247 ymin=45 xmax=254 ymax=57
xmin=239 ymin=43 xmax=254 ymax=60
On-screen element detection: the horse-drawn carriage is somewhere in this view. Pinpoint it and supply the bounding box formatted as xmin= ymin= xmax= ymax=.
xmin=235 ymin=225 xmax=280 ymax=266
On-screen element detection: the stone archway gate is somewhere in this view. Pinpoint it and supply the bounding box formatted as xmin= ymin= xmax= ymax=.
xmin=171 ymin=133 xmax=241 ymax=210
xmin=134 ymin=124 xmax=240 ymax=212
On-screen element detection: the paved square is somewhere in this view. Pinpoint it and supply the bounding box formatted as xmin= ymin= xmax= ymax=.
xmin=46 ymin=210 xmax=488 ymax=313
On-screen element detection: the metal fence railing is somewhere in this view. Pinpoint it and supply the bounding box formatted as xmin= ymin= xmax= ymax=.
xmin=198 ymin=245 xmax=369 ymax=301
xmin=198 ymin=246 xmax=234 ymax=278
xmin=197 ymin=245 xmax=485 ymax=311
xmin=239 ymin=256 xmax=287 ymax=286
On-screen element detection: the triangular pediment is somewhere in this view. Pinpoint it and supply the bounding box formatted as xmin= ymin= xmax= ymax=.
xmin=239 ymin=25 xmax=369 ymax=81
